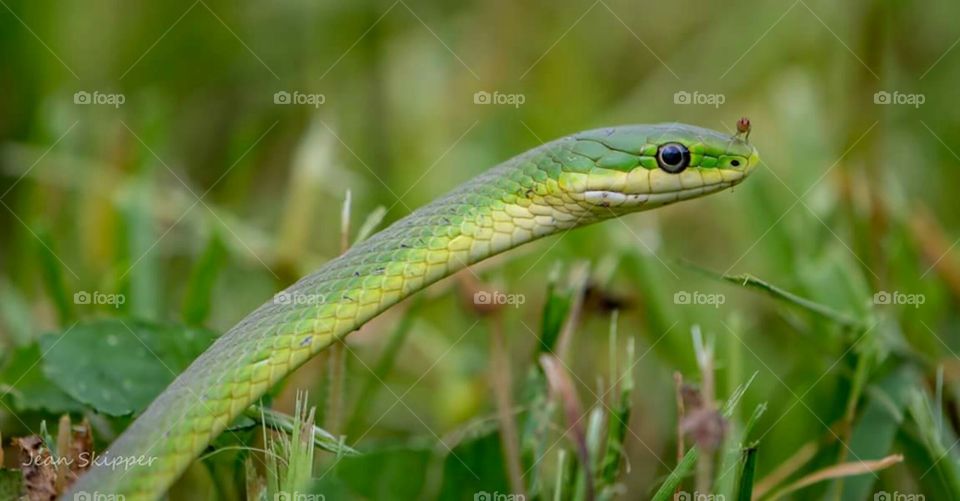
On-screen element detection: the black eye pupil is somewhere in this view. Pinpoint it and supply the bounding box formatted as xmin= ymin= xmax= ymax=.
xmin=662 ymin=146 xmax=683 ymax=165
xmin=657 ymin=143 xmax=690 ymax=173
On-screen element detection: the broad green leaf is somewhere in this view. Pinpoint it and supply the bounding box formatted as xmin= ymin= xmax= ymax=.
xmin=40 ymin=318 xmax=217 ymax=416
xmin=0 ymin=343 xmax=84 ymax=413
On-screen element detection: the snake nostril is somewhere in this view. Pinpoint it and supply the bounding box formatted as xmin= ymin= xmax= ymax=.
xmin=731 ymin=160 xmax=741 ymax=167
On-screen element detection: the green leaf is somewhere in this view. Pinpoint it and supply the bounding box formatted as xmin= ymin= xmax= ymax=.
xmin=39 ymin=318 xmax=218 ymax=416
xmin=0 ymin=343 xmax=84 ymax=413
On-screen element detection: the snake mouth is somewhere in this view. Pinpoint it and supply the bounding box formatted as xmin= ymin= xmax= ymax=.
xmin=583 ymin=179 xmax=738 ymax=209
xmin=576 ymin=162 xmax=752 ymax=210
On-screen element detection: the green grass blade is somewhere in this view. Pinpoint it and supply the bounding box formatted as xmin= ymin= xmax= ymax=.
xmin=121 ymin=175 xmax=160 ymax=319
xmin=598 ymin=336 xmax=633 ymax=488
xmin=353 ymin=206 xmax=387 ymax=245
xmin=35 ymin=226 xmax=73 ymax=325
xmin=246 ymin=405 xmax=359 ymax=457
xmin=681 ymin=261 xmax=862 ymax=329
xmin=735 ymin=447 xmax=758 ymax=501
xmin=839 ymin=365 xmax=917 ymax=500
xmin=181 ymin=231 xmax=227 ymax=325
xmin=651 ymin=447 xmax=700 ymax=501
xmin=0 ymin=280 xmax=34 ymax=345
xmin=907 ymin=388 xmax=960 ymax=495
xmin=720 ymin=272 xmax=862 ymax=328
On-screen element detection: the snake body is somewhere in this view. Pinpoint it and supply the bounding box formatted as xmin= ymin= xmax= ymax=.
xmin=68 ymin=123 xmax=758 ymax=498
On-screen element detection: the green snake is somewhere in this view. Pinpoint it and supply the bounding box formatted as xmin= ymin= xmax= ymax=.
xmin=67 ymin=122 xmax=758 ymax=498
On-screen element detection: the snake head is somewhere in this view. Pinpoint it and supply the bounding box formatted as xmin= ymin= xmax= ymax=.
xmin=562 ymin=122 xmax=759 ymax=213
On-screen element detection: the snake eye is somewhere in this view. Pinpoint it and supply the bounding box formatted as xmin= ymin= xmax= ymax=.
xmin=656 ymin=143 xmax=690 ymax=174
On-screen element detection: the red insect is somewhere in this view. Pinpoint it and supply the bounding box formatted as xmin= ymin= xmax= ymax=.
xmin=736 ymin=117 xmax=751 ymax=141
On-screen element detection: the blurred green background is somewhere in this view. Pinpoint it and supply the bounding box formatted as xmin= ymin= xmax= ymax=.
xmin=2 ymin=0 xmax=960 ymax=499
